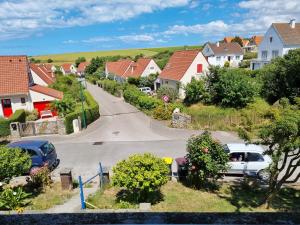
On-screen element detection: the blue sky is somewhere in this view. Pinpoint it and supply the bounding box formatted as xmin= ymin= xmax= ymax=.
xmin=0 ymin=0 xmax=299 ymax=56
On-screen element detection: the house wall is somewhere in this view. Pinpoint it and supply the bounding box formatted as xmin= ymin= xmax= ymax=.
xmin=70 ymin=65 xmax=77 ymax=74
xmin=0 ymin=95 xmax=33 ymax=117
xmin=29 ymin=90 xmax=57 ymax=102
xmin=178 ymin=52 xmax=209 ymax=98
xmin=141 ymin=60 xmax=161 ymax=77
xmin=30 ymin=69 xmax=48 ymax=86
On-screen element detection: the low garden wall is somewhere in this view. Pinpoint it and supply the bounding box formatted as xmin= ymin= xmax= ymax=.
xmin=0 ymin=212 xmax=299 ymax=225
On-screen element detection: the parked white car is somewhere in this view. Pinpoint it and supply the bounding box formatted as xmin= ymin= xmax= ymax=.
xmin=224 ymin=143 xmax=272 ymax=180
xmin=139 ymin=87 xmax=153 ymax=95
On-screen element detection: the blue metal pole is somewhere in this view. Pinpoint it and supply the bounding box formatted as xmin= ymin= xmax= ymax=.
xmin=79 ymin=176 xmax=85 ymax=209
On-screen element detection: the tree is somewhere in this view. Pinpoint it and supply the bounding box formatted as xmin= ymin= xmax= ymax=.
xmin=231 ymin=36 xmax=243 ymax=47
xmin=260 ymin=49 xmax=300 ymax=104
xmin=47 ymin=58 xmax=53 ymax=63
xmin=0 ymin=146 xmax=31 ymax=181
xmin=239 ymin=110 xmax=300 ymax=207
xmin=134 ymin=53 xmax=144 ymax=61
xmin=184 ymin=78 xmax=207 ymax=105
xmin=51 ymin=96 xmax=76 ymax=117
xmin=157 ymin=86 xmax=178 ymax=103
xmin=139 ymin=73 xmax=159 ymax=89
xmin=112 ymin=153 xmax=169 ymax=202
xmin=85 ymin=56 xmax=103 ymax=74
xmin=212 ymin=68 xmax=258 ymax=108
xmin=75 ymin=57 xmax=86 ymax=67
xmin=127 ymin=77 xmax=140 ymax=86
xmin=185 ymin=131 xmax=229 ymax=188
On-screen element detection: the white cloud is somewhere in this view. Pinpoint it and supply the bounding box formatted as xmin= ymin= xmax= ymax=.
xmin=164 ymin=0 xmax=300 ymax=39
xmin=189 ymin=0 xmax=200 ymax=8
xmin=0 ymin=0 xmax=190 ymax=40
xmin=118 ymin=34 xmax=154 ymax=42
xmin=140 ymin=24 xmax=159 ymax=30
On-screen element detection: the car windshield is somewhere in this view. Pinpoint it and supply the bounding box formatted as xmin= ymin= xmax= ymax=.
xmin=40 ymin=143 xmax=54 ymax=155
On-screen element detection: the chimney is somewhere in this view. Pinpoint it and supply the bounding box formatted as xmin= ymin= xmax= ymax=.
xmin=290 ymin=19 xmax=296 ymax=29
xmin=216 ymin=41 xmax=220 ymax=47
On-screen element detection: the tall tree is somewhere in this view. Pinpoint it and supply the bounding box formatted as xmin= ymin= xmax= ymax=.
xmin=231 ymin=36 xmax=243 ymax=47
xmin=75 ymin=57 xmax=86 ymax=67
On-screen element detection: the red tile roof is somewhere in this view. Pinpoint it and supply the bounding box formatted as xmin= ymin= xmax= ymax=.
xmin=0 ymin=55 xmax=30 ymax=97
xmin=251 ymin=35 xmax=263 ymax=46
xmin=77 ymin=62 xmax=90 ymax=73
xmin=208 ymin=42 xmax=243 ymax=55
xmin=30 ymin=84 xmax=63 ymax=100
xmin=224 ymin=37 xmax=234 ymax=43
xmin=61 ymin=63 xmax=73 ymax=73
xmin=159 ymin=50 xmax=200 ymax=81
xmin=242 ymin=39 xmax=249 ymax=47
xmin=106 ymin=59 xmax=132 ymax=77
xmin=30 ymin=63 xmax=55 ymax=85
xmin=123 ymin=58 xmax=152 ymax=78
xmin=273 ymin=23 xmax=300 ymax=45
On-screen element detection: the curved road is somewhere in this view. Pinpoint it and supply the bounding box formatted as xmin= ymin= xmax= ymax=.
xmin=26 ymin=83 xmax=241 ymax=179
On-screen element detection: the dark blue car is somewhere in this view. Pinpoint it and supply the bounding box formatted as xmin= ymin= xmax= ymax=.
xmin=8 ymin=140 xmax=59 ymax=173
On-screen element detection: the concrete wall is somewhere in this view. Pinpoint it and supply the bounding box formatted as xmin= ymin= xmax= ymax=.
xmin=141 ymin=59 xmax=161 ymax=77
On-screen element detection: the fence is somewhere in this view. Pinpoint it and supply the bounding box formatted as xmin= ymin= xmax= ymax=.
xmin=78 ymin=162 xmax=109 ymax=210
xmin=10 ymin=118 xmax=66 ymax=137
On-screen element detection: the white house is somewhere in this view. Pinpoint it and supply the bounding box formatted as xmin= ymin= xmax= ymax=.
xmin=155 ymin=50 xmax=209 ymax=99
xmin=0 ymin=56 xmax=63 ymax=118
xmin=60 ymin=63 xmax=77 ymax=75
xmin=251 ymin=19 xmax=300 ymax=70
xmin=202 ymin=42 xmax=243 ymax=67
xmin=105 ymin=58 xmax=161 ymax=82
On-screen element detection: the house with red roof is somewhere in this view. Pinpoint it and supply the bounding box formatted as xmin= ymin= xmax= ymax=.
xmin=0 ymin=56 xmax=63 ymax=118
xmin=105 ymin=58 xmax=161 ymax=82
xmin=155 ymin=50 xmax=209 ymax=98
xmin=202 ymin=42 xmax=243 ymax=67
xmin=30 ymin=63 xmax=56 ymax=86
xmin=60 ymin=63 xmax=77 ymax=75
xmin=77 ymin=62 xmax=90 ymax=76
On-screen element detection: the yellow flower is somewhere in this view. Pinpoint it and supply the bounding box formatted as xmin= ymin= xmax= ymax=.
xmin=163 ymin=157 xmax=173 ymax=165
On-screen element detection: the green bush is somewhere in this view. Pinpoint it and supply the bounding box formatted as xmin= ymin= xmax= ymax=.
xmin=29 ymin=166 xmax=52 ymax=188
xmin=0 ymin=187 xmax=31 ymax=210
xmin=243 ymin=52 xmax=257 ymax=60
xmin=25 ymin=110 xmax=39 ymax=121
xmin=0 ymin=109 xmax=26 ymax=137
xmin=138 ymin=96 xmax=161 ymax=110
xmin=184 ymin=78 xmax=207 ymax=105
xmin=152 ymin=102 xmax=184 ymax=120
xmin=157 ymin=86 xmax=178 ymax=103
xmin=127 ymin=77 xmax=140 ymax=86
xmin=112 ymin=153 xmax=169 ymax=203
xmin=99 ymin=80 xmax=123 ymax=97
xmin=64 ymin=91 xmax=100 ymax=134
xmin=0 ymin=145 xmax=31 ymax=181
xmin=185 ymin=131 xmax=229 ymax=188
xmin=123 ymin=85 xmax=143 ymax=106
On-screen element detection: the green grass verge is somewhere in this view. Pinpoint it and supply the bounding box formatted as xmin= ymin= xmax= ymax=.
xmin=86 ymin=181 xmax=299 ymax=212
xmin=26 ymin=183 xmax=75 ymax=210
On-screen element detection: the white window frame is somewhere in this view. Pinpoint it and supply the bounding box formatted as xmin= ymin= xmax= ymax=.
xmin=272 ymin=50 xmax=279 ymax=59
xmin=216 ymin=56 xmax=221 ymax=61
xmin=261 ymin=51 xmax=268 ymax=60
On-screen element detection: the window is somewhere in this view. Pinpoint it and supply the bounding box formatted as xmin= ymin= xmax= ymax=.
xmin=247 ymin=153 xmax=264 ymax=162
xmin=21 ymin=97 xmax=26 ymax=104
xmin=150 ymin=66 xmax=154 ymax=70
xmin=2 ymin=99 xmax=11 ymax=107
xmin=216 ymin=56 xmax=221 ymax=61
xmin=165 ymin=81 xmax=168 ymax=84
xmin=261 ymin=51 xmax=268 ymax=59
xmin=197 ymin=64 xmax=203 ymax=73
xmin=236 ymin=55 xmax=240 ymax=60
xmin=229 ymin=152 xmax=245 ymax=162
xmin=272 ymin=50 xmax=279 ymax=58
xmin=269 ymin=37 xmax=273 ymax=43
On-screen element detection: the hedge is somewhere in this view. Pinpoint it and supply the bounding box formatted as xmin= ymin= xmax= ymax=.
xmin=98 ymin=80 xmax=123 ymax=97
xmin=0 ymin=109 xmax=26 ymax=137
xmin=64 ymin=91 xmax=100 ymax=134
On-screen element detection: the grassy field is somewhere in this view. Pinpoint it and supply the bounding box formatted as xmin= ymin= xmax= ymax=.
xmin=33 ymin=45 xmax=201 ymax=65
xmin=86 ymin=181 xmax=299 ymax=212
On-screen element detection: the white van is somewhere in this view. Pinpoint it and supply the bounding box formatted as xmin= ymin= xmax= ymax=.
xmin=224 ymin=143 xmax=272 ymax=180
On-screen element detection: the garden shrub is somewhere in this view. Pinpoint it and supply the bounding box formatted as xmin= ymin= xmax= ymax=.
xmin=152 ymin=102 xmax=185 ymax=120
xmin=25 ymin=110 xmax=39 ymax=121
xmin=157 ymin=86 xmax=178 ymax=103
xmin=29 ymin=166 xmax=52 ymax=188
xmin=0 ymin=145 xmax=31 ymax=181
xmin=100 ymin=80 xmax=122 ymax=97
xmin=112 ymin=153 xmax=169 ymax=203
xmin=137 ymin=96 xmax=161 ymax=110
xmin=0 ymin=109 xmax=26 ymax=137
xmin=0 ymin=187 xmax=31 ymax=211
xmin=185 ymin=131 xmax=229 ymax=189
xmin=123 ymin=85 xmax=143 ymax=106
xmin=64 ymin=91 xmax=100 ymax=134
xmin=184 ymin=78 xmax=207 ymax=105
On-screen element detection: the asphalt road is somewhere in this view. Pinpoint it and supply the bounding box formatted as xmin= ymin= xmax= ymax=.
xmin=23 ymin=83 xmax=242 ymax=179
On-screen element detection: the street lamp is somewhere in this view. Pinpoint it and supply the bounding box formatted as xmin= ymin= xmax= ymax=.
xmin=79 ymin=79 xmax=87 ymax=129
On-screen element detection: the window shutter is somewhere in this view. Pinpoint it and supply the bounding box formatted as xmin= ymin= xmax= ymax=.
xmin=197 ymin=64 xmax=203 ymax=73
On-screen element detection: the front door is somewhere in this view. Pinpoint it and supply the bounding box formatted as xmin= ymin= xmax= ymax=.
xmin=1 ymin=99 xmax=13 ymax=117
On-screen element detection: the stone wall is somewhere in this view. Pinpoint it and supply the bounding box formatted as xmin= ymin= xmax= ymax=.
xmin=171 ymin=112 xmax=191 ymax=128
xmin=0 ymin=212 xmax=299 ymax=225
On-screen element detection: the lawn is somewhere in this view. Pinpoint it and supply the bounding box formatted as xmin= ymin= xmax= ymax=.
xmin=86 ymin=181 xmax=299 ymax=212
xmin=32 ymin=45 xmax=202 ymax=65
xmin=26 ymin=182 xmax=75 ymax=210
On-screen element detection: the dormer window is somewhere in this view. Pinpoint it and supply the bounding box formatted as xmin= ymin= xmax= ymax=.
xmin=270 ymin=37 xmax=273 ymax=43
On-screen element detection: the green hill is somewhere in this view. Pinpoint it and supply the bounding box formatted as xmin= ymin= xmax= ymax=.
xmin=33 ymin=45 xmax=201 ymax=65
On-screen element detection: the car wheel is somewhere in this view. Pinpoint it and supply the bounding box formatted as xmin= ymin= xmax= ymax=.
xmin=258 ymin=169 xmax=270 ymax=181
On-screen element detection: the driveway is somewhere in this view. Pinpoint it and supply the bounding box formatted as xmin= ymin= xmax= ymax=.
xmin=23 ymin=83 xmax=242 ymax=179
